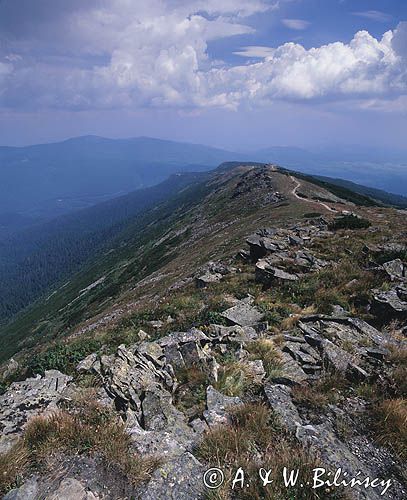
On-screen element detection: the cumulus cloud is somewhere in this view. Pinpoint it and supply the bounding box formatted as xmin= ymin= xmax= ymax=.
xmin=0 ymin=1 xmax=406 ymax=112
xmin=282 ymin=19 xmax=310 ymax=30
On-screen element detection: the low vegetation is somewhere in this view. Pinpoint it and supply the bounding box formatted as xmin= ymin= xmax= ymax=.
xmin=0 ymin=395 xmax=158 ymax=495
xmin=373 ymin=399 xmax=407 ymax=462
xmin=329 ymin=214 xmax=371 ymax=231
xmin=197 ymin=403 xmax=344 ymax=499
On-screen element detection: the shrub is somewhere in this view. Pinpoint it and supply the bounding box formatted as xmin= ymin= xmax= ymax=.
xmin=215 ymin=363 xmax=251 ymax=397
xmin=27 ymin=339 xmax=102 ymax=376
xmin=174 ymin=367 xmax=208 ymax=416
xmin=329 ymin=215 xmax=371 ymax=231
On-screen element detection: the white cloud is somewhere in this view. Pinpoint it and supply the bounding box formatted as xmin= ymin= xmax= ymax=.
xmin=0 ymin=1 xmax=406 ymax=113
xmin=282 ymin=19 xmax=310 ymax=30
xmin=234 ymin=46 xmax=275 ymax=58
xmin=353 ymin=11 xmax=392 ymax=23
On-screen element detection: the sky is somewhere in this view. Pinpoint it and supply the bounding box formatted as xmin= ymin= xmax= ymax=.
xmin=0 ymin=0 xmax=406 ymax=150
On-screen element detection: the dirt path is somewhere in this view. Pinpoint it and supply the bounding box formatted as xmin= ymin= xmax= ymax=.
xmin=290 ymin=175 xmax=337 ymax=213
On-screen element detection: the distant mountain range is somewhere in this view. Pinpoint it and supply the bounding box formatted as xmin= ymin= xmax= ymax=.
xmin=0 ymin=135 xmax=245 ymax=222
xmin=0 ymin=136 xmax=406 ymax=233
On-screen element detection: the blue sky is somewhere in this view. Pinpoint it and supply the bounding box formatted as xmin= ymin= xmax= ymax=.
xmin=0 ymin=0 xmax=406 ymax=150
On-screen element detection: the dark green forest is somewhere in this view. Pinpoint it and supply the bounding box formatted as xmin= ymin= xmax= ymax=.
xmin=0 ymin=172 xmax=207 ymax=323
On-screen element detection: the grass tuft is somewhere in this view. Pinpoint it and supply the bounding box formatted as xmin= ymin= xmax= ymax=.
xmin=0 ymin=397 xmax=158 ymax=495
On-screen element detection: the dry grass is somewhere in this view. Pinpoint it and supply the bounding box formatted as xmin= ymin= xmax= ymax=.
xmin=0 ymin=398 xmax=158 ymax=496
xmin=292 ymin=374 xmax=346 ymax=409
xmin=0 ymin=442 xmax=30 ymax=494
xmin=174 ymin=366 xmax=208 ymax=416
xmin=386 ymin=345 xmax=407 ymax=397
xmin=246 ymin=339 xmax=282 ymax=378
xmin=197 ymin=403 xmax=344 ymax=499
xmin=373 ymin=398 xmax=407 ymax=461
xmin=215 ymin=363 xmax=252 ymax=397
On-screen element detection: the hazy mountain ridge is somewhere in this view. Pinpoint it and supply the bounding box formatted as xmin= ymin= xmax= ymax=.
xmin=0 ymin=136 xmax=246 ymax=220
xmin=1 ymin=136 xmax=406 ymax=227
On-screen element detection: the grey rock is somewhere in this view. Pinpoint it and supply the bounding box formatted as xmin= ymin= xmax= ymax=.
xmin=140 ymin=452 xmax=205 ymax=500
xmin=138 ymin=329 xmax=150 ymax=341
xmin=255 ymin=260 xmax=298 ymax=286
xmin=383 ymin=259 xmax=406 ymax=282
xmin=46 ymin=478 xmax=98 ymax=500
xmin=264 ymin=383 xmax=302 ymax=432
xmin=289 ymin=235 xmax=304 ymax=246
xmin=296 ymin=423 xmax=384 ymax=500
xmin=372 ymin=285 xmax=407 ymax=322
xmin=363 ymin=243 xmax=406 ymax=258
xmin=245 ymin=359 xmax=266 ymax=383
xmin=76 ymin=353 xmax=99 ymax=373
xmin=2 ymin=358 xmax=19 ymax=380
xmin=363 ymin=347 xmax=388 ymax=361
xmin=99 ymin=344 xmax=175 ymax=421
xmin=3 ymin=477 xmax=39 ymax=500
xmin=221 ymin=301 xmax=264 ymax=327
xmin=195 ymin=272 xmax=223 ymax=288
xmin=299 ymin=316 xmax=387 ymax=347
xmin=158 ymin=328 xmax=209 ymax=347
xmin=203 ymin=385 xmax=242 ymax=427
xmin=0 ymin=370 xmax=72 ymax=453
xmin=321 ymin=340 xmax=352 ymax=372
xmin=271 ymin=352 xmax=308 ymax=386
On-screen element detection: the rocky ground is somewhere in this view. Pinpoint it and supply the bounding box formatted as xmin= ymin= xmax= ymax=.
xmin=0 ymin=168 xmax=406 ymax=499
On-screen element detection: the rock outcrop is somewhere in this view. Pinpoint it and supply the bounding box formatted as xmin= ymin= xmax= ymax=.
xmin=0 ymin=370 xmax=72 ymax=453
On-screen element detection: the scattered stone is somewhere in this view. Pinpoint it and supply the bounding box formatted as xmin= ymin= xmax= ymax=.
xmin=47 ymin=478 xmax=98 ymax=500
xmin=195 ymin=272 xmax=222 ymax=288
xmin=255 ymin=260 xmax=299 ymax=286
xmin=321 ymin=340 xmax=353 ymax=372
xmin=245 ymin=359 xmax=266 ymax=383
xmin=271 ymin=352 xmax=308 ymax=386
xmin=76 ymin=353 xmax=99 ymax=373
xmin=2 ymin=358 xmax=19 ymax=380
xmin=138 ymin=329 xmax=150 ymax=341
xmin=371 ymin=285 xmax=407 ymax=323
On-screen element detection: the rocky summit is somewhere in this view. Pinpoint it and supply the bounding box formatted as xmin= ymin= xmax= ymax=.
xmin=0 ymin=164 xmax=406 ymax=499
